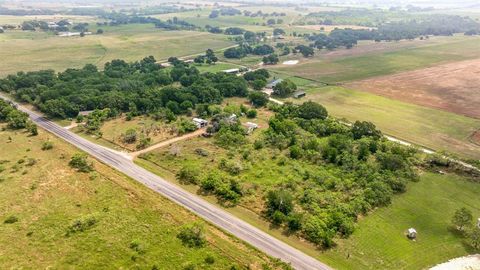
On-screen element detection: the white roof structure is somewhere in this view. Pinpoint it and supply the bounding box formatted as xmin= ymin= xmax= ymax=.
xmin=245 ymin=122 xmax=258 ymax=129
xmin=222 ymin=68 xmax=240 ymax=74
xmin=408 ymin=228 xmax=417 ymax=234
xmin=193 ymin=118 xmax=208 ymax=124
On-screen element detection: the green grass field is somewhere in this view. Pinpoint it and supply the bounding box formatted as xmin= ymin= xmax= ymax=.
xmin=0 ymin=127 xmax=282 ymax=269
xmin=319 ymin=172 xmax=480 ymax=269
xmin=272 ymin=36 xmax=480 ymax=83
xmin=288 ymin=85 xmax=480 ymax=159
xmin=0 ymin=24 xmax=234 ymax=76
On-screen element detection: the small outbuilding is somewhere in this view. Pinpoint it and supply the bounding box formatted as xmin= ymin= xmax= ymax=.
xmin=244 ymin=122 xmax=259 ymax=134
xmin=192 ymin=118 xmax=208 ymax=129
xmin=266 ymin=78 xmax=283 ymax=89
xmin=477 ymin=218 xmax=480 ymax=228
xmin=407 ymin=228 xmax=417 ymax=239
xmin=293 ymin=91 xmax=306 ymax=99
xmin=222 ymin=68 xmax=240 ymax=74
xmin=78 ymin=110 xmax=94 ymax=117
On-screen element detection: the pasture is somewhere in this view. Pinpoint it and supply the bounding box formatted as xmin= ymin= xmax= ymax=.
xmin=270 ymin=35 xmax=480 ymax=83
xmin=0 ymin=24 xmax=234 ymax=76
xmin=0 ymin=127 xmax=280 ymax=269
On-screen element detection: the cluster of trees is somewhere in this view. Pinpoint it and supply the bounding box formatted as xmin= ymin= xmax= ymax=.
xmin=259 ymin=101 xmax=419 ymax=247
xmin=272 ymin=79 xmax=298 ymax=97
xmin=243 ymin=10 xmax=286 ymax=18
xmin=0 ymin=99 xmax=37 ymax=135
xmin=243 ymin=69 xmax=270 ymax=90
xmin=0 ymin=7 xmax=56 ymax=16
xmin=209 ymin=8 xmax=242 ymax=18
xmin=224 ymin=44 xmax=275 ymax=59
xmin=451 ymin=207 xmax=480 ymax=250
xmin=262 ymin=54 xmax=279 ymax=65
xmin=194 ymin=49 xmax=219 ymax=65
xmin=0 ymin=56 xmax=249 ymax=121
xmin=308 ymin=15 xmax=480 ymax=50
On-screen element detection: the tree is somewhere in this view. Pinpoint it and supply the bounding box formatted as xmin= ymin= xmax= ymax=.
xmin=177 ymin=223 xmax=206 ymax=248
xmin=248 ymin=91 xmax=269 ymax=107
xmin=452 ymin=207 xmax=473 ymax=232
xmin=26 ymin=121 xmax=38 ymax=136
xmin=96 ymin=29 xmax=104 ymax=34
xmin=69 ymin=153 xmax=93 ymax=172
xmin=273 ymin=28 xmax=285 ymax=36
xmin=262 ymin=54 xmax=279 ymax=65
xmin=303 ymin=216 xmax=335 ymax=247
xmin=298 ymin=101 xmax=328 ymax=120
xmin=295 ymin=45 xmax=314 ymax=57
xmin=272 ymin=79 xmax=297 ymax=97
xmin=351 ymin=121 xmax=382 ymax=140
xmin=246 ymin=109 xmax=257 ymax=118
xmin=253 ymin=44 xmax=274 ymax=55
xmin=122 ymin=129 xmax=137 ymax=144
xmin=266 ymin=190 xmax=294 ymax=217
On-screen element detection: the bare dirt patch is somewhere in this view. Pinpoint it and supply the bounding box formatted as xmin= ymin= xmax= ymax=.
xmin=347 ymin=58 xmax=480 ymax=119
xmin=471 ymin=130 xmax=480 ymax=145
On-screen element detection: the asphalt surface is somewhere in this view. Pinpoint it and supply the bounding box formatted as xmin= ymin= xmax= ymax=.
xmin=4 ymin=96 xmax=332 ymax=270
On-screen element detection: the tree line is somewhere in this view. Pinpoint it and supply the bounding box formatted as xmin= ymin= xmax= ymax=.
xmin=0 ymin=55 xmax=248 ymax=121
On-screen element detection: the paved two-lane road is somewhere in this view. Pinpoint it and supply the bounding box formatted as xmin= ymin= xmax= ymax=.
xmin=3 ymin=96 xmax=331 ymax=270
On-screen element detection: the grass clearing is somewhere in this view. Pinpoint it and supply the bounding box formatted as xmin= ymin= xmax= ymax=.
xmin=0 ymin=24 xmax=234 ymax=76
xmin=318 ymin=172 xmax=480 ymax=269
xmin=289 ymin=85 xmax=480 ymax=159
xmin=0 ymin=126 xmax=282 ymax=269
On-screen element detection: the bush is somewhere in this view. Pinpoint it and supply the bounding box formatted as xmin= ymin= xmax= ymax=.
xmin=204 ymin=255 xmax=215 ymax=264
xmin=4 ymin=215 xmax=18 ymax=224
xmin=177 ymin=166 xmax=200 ymax=184
xmin=177 ymin=223 xmax=206 ymax=248
xmin=248 ymin=91 xmax=269 ymax=107
xmin=246 ymin=109 xmax=257 ymax=118
xmin=66 ymin=215 xmax=97 ymax=235
xmin=298 ymin=101 xmax=328 ymax=120
xmin=69 ymin=153 xmax=93 ymax=172
xmin=41 ymin=141 xmax=53 ymax=150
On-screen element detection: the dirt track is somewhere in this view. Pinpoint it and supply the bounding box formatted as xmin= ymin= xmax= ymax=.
xmin=347 ymin=58 xmax=480 ymax=119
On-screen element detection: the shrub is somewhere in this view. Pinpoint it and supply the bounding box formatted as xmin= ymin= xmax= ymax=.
xmin=4 ymin=215 xmax=18 ymax=224
xmin=41 ymin=141 xmax=53 ymax=150
xmin=246 ymin=109 xmax=257 ymax=118
xmin=204 ymin=255 xmax=215 ymax=264
xmin=177 ymin=223 xmax=206 ymax=248
xmin=69 ymin=153 xmax=94 ymax=172
xmin=177 ymin=166 xmax=200 ymax=184
xmin=66 ymin=215 xmax=98 ymax=235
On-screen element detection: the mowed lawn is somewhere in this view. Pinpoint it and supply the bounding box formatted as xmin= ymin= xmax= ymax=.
xmin=319 ymin=172 xmax=480 ymax=270
xmin=0 ymin=128 xmax=280 ymax=269
xmin=272 ymin=35 xmax=480 ymax=83
xmin=291 ymin=86 xmax=480 ymax=159
xmin=0 ymin=24 xmax=234 ymax=76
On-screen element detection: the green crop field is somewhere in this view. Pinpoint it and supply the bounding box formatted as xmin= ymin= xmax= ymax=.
xmin=0 ymin=127 xmax=282 ymax=269
xmin=271 ymin=35 xmax=480 ymax=83
xmin=288 ymin=85 xmax=480 ymax=159
xmin=0 ymin=24 xmax=234 ymax=76
xmin=319 ymin=172 xmax=480 ymax=269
